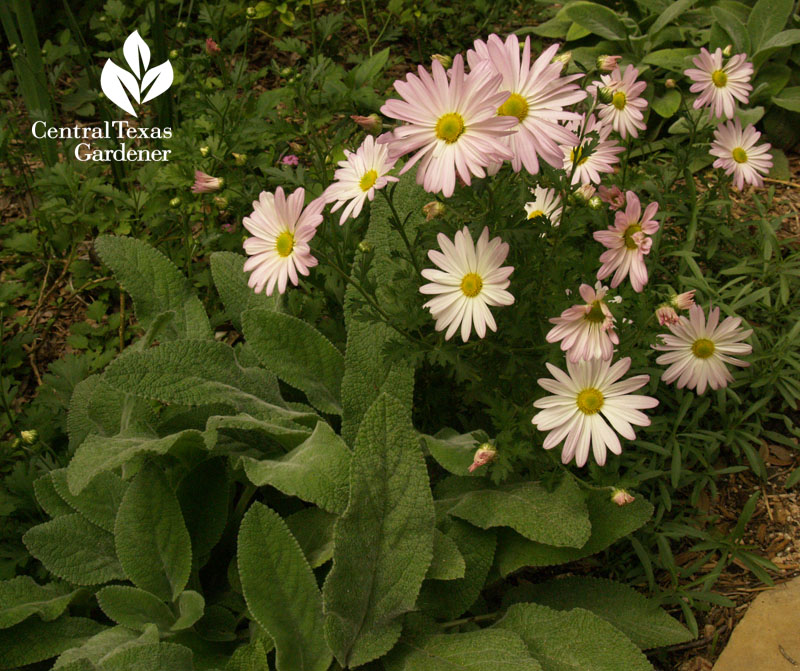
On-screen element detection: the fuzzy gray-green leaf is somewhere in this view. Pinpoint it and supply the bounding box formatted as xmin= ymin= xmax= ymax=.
xmin=426 ymin=529 xmax=466 ymax=581
xmin=96 ymin=585 xmax=175 ymax=631
xmin=210 ymin=251 xmax=281 ymax=331
xmin=51 ymin=469 xmax=127 ymax=532
xmin=285 ymin=507 xmax=337 ymax=568
xmin=0 ymin=576 xmax=85 ymax=629
xmin=98 ymin=642 xmax=194 ymax=671
xmin=0 ymin=616 xmax=105 ymax=670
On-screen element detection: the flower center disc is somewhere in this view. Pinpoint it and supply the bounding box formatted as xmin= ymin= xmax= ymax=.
xmin=611 ymin=91 xmax=627 ymax=110
xmin=711 ymin=69 xmax=728 ymax=88
xmin=623 ymin=224 xmax=643 ymax=250
xmin=498 ymin=92 xmax=529 ymax=123
xmin=576 ymin=388 xmax=604 ymax=414
xmin=692 ymin=338 xmax=716 ymax=359
xmin=460 ymin=272 xmax=483 ymax=297
xmin=732 ymin=147 xmax=748 ymax=164
xmin=570 ymin=146 xmax=589 ymax=166
xmin=527 ymin=209 xmax=545 ymax=220
xmin=275 ymin=231 xmax=294 ymax=257
xmin=359 ymin=169 xmax=378 ymax=191
xmin=435 ymin=113 xmax=465 ymax=143
xmin=584 ymin=300 xmax=606 ymax=324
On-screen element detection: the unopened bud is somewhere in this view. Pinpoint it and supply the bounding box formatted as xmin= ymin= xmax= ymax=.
xmin=214 ymin=196 xmax=228 ymax=209
xmin=20 ymin=430 xmax=37 ymax=445
xmin=205 ymin=37 xmax=220 ymax=55
xmin=670 ymin=290 xmax=696 ymax=311
xmin=288 ymin=141 xmax=303 ymax=153
xmin=246 ymin=6 xmax=256 ymax=18
xmin=611 ymin=488 xmax=635 ymax=506
xmin=665 ymin=78 xmax=676 ymax=89
xmin=574 ymin=183 xmax=596 ymax=203
xmin=588 ymin=195 xmax=603 ymax=210
xmin=280 ymin=67 xmax=292 ymax=77
xmin=469 ymin=443 xmax=497 ymax=473
xmin=199 ymin=146 xmax=210 ymax=157
xmin=351 ymin=113 xmax=382 ymax=135
xmin=423 ymin=201 xmax=445 ymax=221
xmin=551 ymin=51 xmax=572 ymax=70
xmin=432 ymin=54 xmax=452 ymax=69
xmin=596 ymin=54 xmax=621 ymax=72
xmin=655 ymin=305 xmax=680 ymax=326
xmin=170 ymin=197 xmax=181 ymax=207
xmin=722 ymin=44 xmax=732 ymax=57
xmin=177 ymin=20 xmax=187 ymax=28
xmin=597 ymin=86 xmax=614 ymax=104
xmin=357 ymin=240 xmax=373 ymax=253
xmin=169 ymin=49 xmax=178 ymax=59
xmin=232 ymin=152 xmax=247 ymax=166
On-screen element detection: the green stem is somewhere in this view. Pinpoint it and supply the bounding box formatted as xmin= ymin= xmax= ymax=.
xmin=442 ymin=612 xmax=500 ymax=629
xmin=379 ymin=187 xmax=421 ymax=275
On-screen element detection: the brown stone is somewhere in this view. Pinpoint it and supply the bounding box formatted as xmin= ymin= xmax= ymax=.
xmin=713 ymin=576 xmax=800 ymax=671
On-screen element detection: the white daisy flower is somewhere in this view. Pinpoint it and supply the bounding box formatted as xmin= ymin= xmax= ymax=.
xmin=709 ymin=119 xmax=773 ymax=190
xmin=532 ymin=356 xmax=658 ymax=467
xmin=419 ymin=226 xmax=514 ymax=342
xmin=524 ymin=186 xmax=562 ymax=226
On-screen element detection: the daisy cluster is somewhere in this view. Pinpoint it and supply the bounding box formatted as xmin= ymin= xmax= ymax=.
xmin=233 ymin=35 xmax=760 ymax=469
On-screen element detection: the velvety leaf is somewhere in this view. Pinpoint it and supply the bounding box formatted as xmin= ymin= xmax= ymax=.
xmin=496 ymin=603 xmax=653 ymax=671
xmin=748 ymin=0 xmax=794 ymax=52
xmin=641 ymin=48 xmax=696 ymax=71
xmin=772 ymin=86 xmax=800 ymax=113
xmin=242 ymin=421 xmax=350 ymax=514
xmin=323 ymin=394 xmax=435 ymax=667
xmin=98 ymin=642 xmax=194 ymax=671
xmin=0 ymin=576 xmax=84 ymax=629
xmin=426 ymin=529 xmax=466 ymax=581
xmin=24 ymin=515 xmax=124 ymax=585
xmin=52 ymin=625 xmax=153 ymax=669
xmin=210 ymin=252 xmax=281 ymax=331
xmin=225 ymin=640 xmax=270 ymax=671
xmin=204 ymin=412 xmax=312 ymax=451
xmin=51 ymin=469 xmax=127 ymax=532
xmin=96 ymin=586 xmax=175 ymax=631
xmin=648 ymin=0 xmax=696 ymax=36
xmin=651 ymin=89 xmax=681 ymax=118
xmin=177 ymin=458 xmax=230 ymax=559
xmin=711 ymin=7 xmax=750 ymax=54
xmin=114 ymin=464 xmax=192 ymax=601
xmin=285 ymin=507 xmax=337 ymax=568
xmin=33 ymin=473 xmax=75 ymax=518
xmin=423 ymin=429 xmax=485 ymax=477
xmin=0 ymin=616 xmax=105 ymax=670
xmin=564 ymin=2 xmax=626 ymax=41
xmin=238 ymin=503 xmax=331 ymax=671
xmin=171 ymin=591 xmax=205 ymax=631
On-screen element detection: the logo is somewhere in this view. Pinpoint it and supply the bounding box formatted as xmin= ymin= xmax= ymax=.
xmin=100 ymin=30 xmax=173 ymax=117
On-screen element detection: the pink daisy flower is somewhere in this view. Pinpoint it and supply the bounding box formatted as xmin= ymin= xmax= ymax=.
xmin=590 ymin=65 xmax=648 ymax=139
xmin=653 ymin=304 xmax=753 ymax=394
xmin=242 ymin=187 xmax=324 ymax=296
xmin=655 ymin=305 xmax=680 ymax=326
xmin=532 ymin=356 xmax=658 ymax=467
xmin=593 ymin=191 xmax=659 ymax=292
xmin=546 ymin=282 xmax=619 ymax=363
xmin=562 ymin=114 xmax=625 ymax=185
xmin=598 ymin=185 xmax=626 ymax=210
xmin=379 ymin=54 xmax=516 ymax=198
xmin=466 ymin=36 xmax=585 ymax=174
xmin=684 ymin=47 xmax=753 ymax=119
xmin=709 ymin=119 xmax=773 ymax=190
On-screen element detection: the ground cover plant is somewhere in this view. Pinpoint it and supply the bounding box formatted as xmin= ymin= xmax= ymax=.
xmin=1 ymin=0 xmax=800 ymax=669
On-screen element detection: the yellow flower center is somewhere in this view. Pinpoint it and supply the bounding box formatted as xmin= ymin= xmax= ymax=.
xmin=435 ymin=113 xmax=465 ymax=143
xmin=623 ymin=224 xmax=642 ymax=250
xmin=732 ymin=147 xmax=748 ymax=164
xmin=460 ymin=272 xmax=483 ymax=297
xmin=584 ymin=300 xmax=606 ymax=324
xmin=576 ymin=388 xmax=604 ymax=414
xmin=497 ymin=92 xmax=529 ymax=123
xmin=359 ymin=169 xmax=378 ymax=192
xmin=711 ymin=69 xmax=728 ymax=88
xmin=275 ymin=231 xmax=294 ymax=257
xmin=570 ymin=146 xmax=589 ymax=166
xmin=611 ymin=91 xmax=627 ymax=110
xmin=527 ymin=209 xmax=545 ymax=220
xmin=691 ymin=338 xmax=716 ymax=359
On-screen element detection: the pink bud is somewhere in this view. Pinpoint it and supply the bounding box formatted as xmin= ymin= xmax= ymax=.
xmin=574 ymin=184 xmax=596 ymax=202
xmin=597 ymin=55 xmax=621 ymax=72
xmin=656 ymin=305 xmax=680 ymax=326
xmin=468 ymin=443 xmax=497 ymax=473
xmin=191 ymin=170 xmax=223 ymax=194
xmin=598 ymin=185 xmax=626 ymax=210
xmin=351 ymin=114 xmax=382 ymax=135
xmin=281 ymin=155 xmax=299 ymax=166
xmin=423 ymin=201 xmax=445 ymax=221
xmin=205 ymin=37 xmax=220 ymax=55
xmin=611 ymin=488 xmax=635 ymax=506
xmin=670 ymin=290 xmax=696 ymax=311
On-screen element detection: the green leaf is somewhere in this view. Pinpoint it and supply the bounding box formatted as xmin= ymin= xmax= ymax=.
xmin=204 ymin=412 xmax=312 ymax=451
xmin=423 ymin=429 xmax=484 ymax=476
xmin=226 ymin=640 xmax=270 ymax=671
xmin=96 ymin=586 xmax=175 ymax=631
xmin=238 ymin=503 xmax=331 ymax=671
xmin=566 ymin=22 xmax=591 ymax=41
xmin=771 ymin=86 xmax=800 ymax=112
xmin=24 ymin=515 xmax=124 ymax=585
xmin=94 ymin=236 xmax=211 ymax=341
xmin=769 ymin=148 xmax=791 ymax=180
xmin=171 ymin=591 xmax=205 ymax=631
xmin=385 ymin=629 xmax=542 ymax=671
xmin=210 ymin=252 xmax=281 ymax=331
xmin=446 ymin=477 xmax=590 ymax=547
xmin=748 ymin=0 xmax=794 ymax=52
xmin=177 ymin=458 xmax=230 ymax=560
xmin=0 ymin=616 xmax=105 ymax=670
xmin=503 ymin=577 xmax=692 ymax=649
xmin=98 ymin=642 xmax=194 ymax=671
xmin=242 ymin=309 xmax=344 ymax=415
xmin=650 ymin=89 xmax=681 ymax=118
xmin=285 ymin=507 xmax=337 ymax=568
xmin=496 ymin=603 xmax=653 ymax=671
xmin=522 ymin=17 xmax=571 ymax=39
xmin=0 ymin=577 xmax=84 ymax=629
xmin=426 ymin=529 xmax=466 ymax=581
xmin=114 ymin=464 xmax=192 ymax=601
xmin=323 ymin=394 xmax=435 ymax=667
xmin=564 ymin=2 xmax=627 ymax=41
xmin=494 ymin=493 xmax=653 ymax=576
xmin=51 ymin=469 xmax=127 ymax=532
xmin=641 ymin=48 xmax=696 ymax=71
xmin=711 ymin=7 xmax=750 ymax=54
xmin=33 ymin=473 xmax=75 ymax=518
xmin=53 ymin=626 xmax=151 ymax=669
xmin=352 ymin=47 xmax=390 ymax=87
xmin=648 ymin=0 xmax=696 ymax=36
xmin=758 ymin=29 xmax=800 ymax=53
xmin=242 ymin=421 xmax=350 ymax=514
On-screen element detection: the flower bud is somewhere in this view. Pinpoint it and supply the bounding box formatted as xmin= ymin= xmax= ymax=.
xmin=670 ymin=290 xmax=696 ymax=310
xmin=177 ymin=20 xmax=187 ymax=28
xmin=214 ymin=196 xmax=228 ymax=209
xmin=199 ymin=146 xmax=210 ymax=157
xmin=596 ymin=54 xmax=621 ymax=72
xmin=280 ymin=66 xmax=293 ymax=77
xmin=351 ymin=113 xmax=382 ymax=135
xmin=191 ymin=171 xmax=224 ymax=194
xmin=232 ymin=152 xmax=247 ymax=166
xmin=588 ymin=195 xmax=603 ymax=210
xmin=611 ymin=488 xmax=635 ymax=506
xmin=432 ymin=54 xmax=452 ymax=69
xmin=357 ymin=240 xmax=373 ymax=253
xmin=205 ymin=37 xmax=220 ymax=55
xmin=469 ymin=443 xmax=497 ymax=473
xmin=170 ymin=197 xmax=181 ymax=207
xmin=423 ymin=201 xmax=445 ymax=221
xmin=20 ymin=430 xmax=37 ymax=444
xmin=598 ymin=185 xmax=626 ymax=211
xmin=246 ymin=6 xmax=256 ymax=18
xmin=574 ymin=183 xmax=596 ymax=203
xmin=665 ymin=78 xmax=677 ymax=89
xmin=288 ymin=142 xmax=303 ymax=153
xmin=655 ymin=305 xmax=680 ymax=326
xmin=722 ymin=44 xmax=732 ymax=57
xmin=169 ymin=49 xmax=178 ymax=59
xmin=597 ymin=86 xmax=614 ymax=104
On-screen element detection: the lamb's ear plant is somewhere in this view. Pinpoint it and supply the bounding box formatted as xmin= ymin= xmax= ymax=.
xmin=0 ymin=179 xmax=692 ymax=671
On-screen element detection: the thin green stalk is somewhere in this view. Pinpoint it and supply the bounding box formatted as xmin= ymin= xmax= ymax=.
xmin=379 ymin=187 xmax=421 ymax=275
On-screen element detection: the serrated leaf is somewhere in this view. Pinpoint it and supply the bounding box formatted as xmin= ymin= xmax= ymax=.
xmin=94 ymin=236 xmax=211 ymax=340
xmin=242 ymin=421 xmax=350 ymax=514
xmin=24 ymin=515 xmax=124 ymax=585
xmin=205 ymin=412 xmax=312 ymax=451
xmin=494 ymin=493 xmax=653 ymax=576
xmin=0 ymin=577 xmax=84 ymax=629
xmin=0 ymin=616 xmax=105 ymax=670
xmin=385 ymin=629 xmax=542 ymax=671
xmin=238 ymin=503 xmax=331 ymax=671
xmin=426 ymin=529 xmax=466 ymax=581
xmin=171 ymin=591 xmax=205 ymax=631
xmin=53 ymin=626 xmax=150 ymax=669
xmin=96 ymin=586 xmax=175 ymax=631
xmin=285 ymin=507 xmax=337 ymax=568
xmin=447 ymin=477 xmax=590 ymax=547
xmin=51 ymin=469 xmax=127 ymax=532
xmin=323 ymin=394 xmax=435 ymax=667
xmin=242 ymin=309 xmax=344 ymax=415
xmin=226 ymin=640 xmax=270 ymax=671
xmin=210 ymin=252 xmax=280 ymax=331
xmin=114 ymin=464 xmax=192 ymax=601
xmin=503 ymin=577 xmax=692 ymax=650
xmin=98 ymin=642 xmax=193 ymax=671
xmin=177 ymin=458 xmax=230 ymax=560
xmin=564 ymin=2 xmax=626 ymax=41
xmin=496 ymin=603 xmax=653 ymax=671
xmin=34 ymin=473 xmax=75 ymax=518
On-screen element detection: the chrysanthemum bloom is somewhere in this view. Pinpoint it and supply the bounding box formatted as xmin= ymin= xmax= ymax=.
xmin=524 ymin=186 xmax=562 ymax=226
xmin=532 ymin=356 xmax=658 ymax=467
xmin=597 ymin=55 xmax=621 ymax=72
xmin=655 ymin=305 xmax=679 ymax=326
xmin=653 ymin=304 xmax=753 ymax=394
xmin=684 ymin=47 xmax=753 ymax=119
xmin=671 ymin=290 xmax=696 ymax=310
xmin=205 ymin=37 xmax=220 ymax=55
xmin=191 ymin=170 xmax=223 ymax=193
xmin=419 ymin=226 xmax=514 ymax=342
xmin=379 ymin=54 xmax=516 ymax=197
xmin=466 ymin=35 xmax=585 ymax=174
xmin=546 ymin=282 xmax=619 ymax=362
xmin=562 ymin=114 xmax=624 ymax=185
xmin=589 ymin=65 xmax=647 ymax=139
xmin=593 ymin=191 xmax=659 ymax=292
xmin=322 ymin=135 xmax=399 ymax=225
xmin=242 ymin=187 xmax=324 ymax=296
xmin=598 ymin=185 xmax=626 ymax=210
xmin=281 ymin=155 xmax=299 ymax=166
xmin=709 ymin=119 xmax=773 ymax=190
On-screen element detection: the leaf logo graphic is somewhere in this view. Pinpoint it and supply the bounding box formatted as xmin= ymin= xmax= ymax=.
xmin=100 ymin=31 xmax=173 ymax=117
